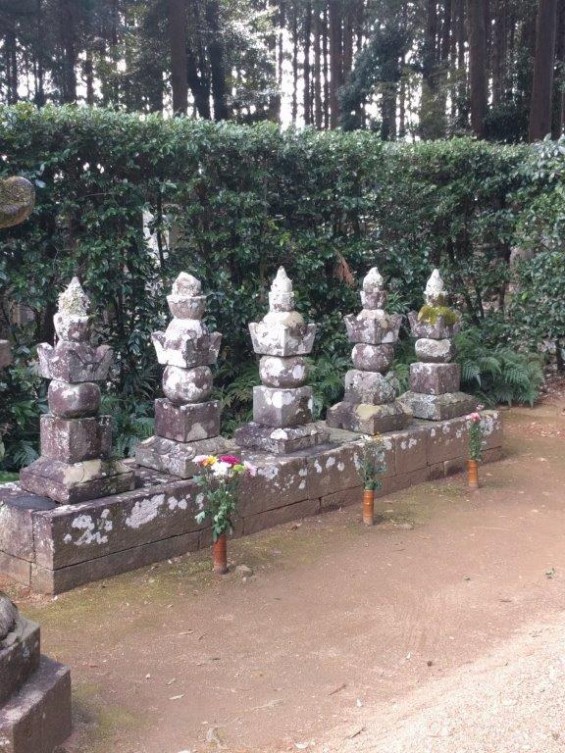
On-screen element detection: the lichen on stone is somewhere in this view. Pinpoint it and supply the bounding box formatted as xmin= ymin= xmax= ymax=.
xmin=58 ymin=277 xmax=90 ymax=316
xmin=417 ymin=304 xmax=459 ymax=326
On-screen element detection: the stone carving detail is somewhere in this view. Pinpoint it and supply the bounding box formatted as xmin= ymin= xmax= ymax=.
xmin=19 ymin=278 xmax=135 ymax=503
xmin=326 ymin=267 xmax=411 ymax=434
xmin=399 ymin=269 xmax=477 ymax=420
xmin=136 ymin=272 xmax=229 ymax=478
xmin=235 ymin=267 xmax=328 ymax=453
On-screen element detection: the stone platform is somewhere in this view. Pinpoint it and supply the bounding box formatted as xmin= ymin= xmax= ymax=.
xmin=0 ymin=412 xmax=503 ymax=595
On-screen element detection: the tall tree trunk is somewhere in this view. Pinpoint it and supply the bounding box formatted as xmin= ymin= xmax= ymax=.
xmin=167 ymin=0 xmax=189 ymax=115
xmin=552 ymin=0 xmax=565 ymax=137
xmin=492 ymin=0 xmax=508 ymax=106
xmin=206 ymin=0 xmax=229 ymax=121
xmin=420 ymin=0 xmax=444 ymax=138
xmin=34 ymin=0 xmax=45 ymax=106
xmin=304 ymin=1 xmax=312 ymax=125
xmin=529 ymin=0 xmax=558 ymax=141
xmin=58 ymin=0 xmax=78 ymax=103
xmin=323 ymin=5 xmax=330 ymax=128
xmin=291 ymin=4 xmax=298 ymax=123
xmin=329 ymin=0 xmax=342 ymax=128
xmin=313 ymin=3 xmax=322 ymax=128
xmin=467 ymin=0 xmax=488 ymax=137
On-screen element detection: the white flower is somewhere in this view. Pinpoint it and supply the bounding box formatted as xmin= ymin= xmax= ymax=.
xmin=211 ymin=461 xmax=231 ymax=478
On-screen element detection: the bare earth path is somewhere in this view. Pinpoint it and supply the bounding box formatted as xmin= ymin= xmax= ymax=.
xmin=4 ymin=400 xmax=565 ymax=753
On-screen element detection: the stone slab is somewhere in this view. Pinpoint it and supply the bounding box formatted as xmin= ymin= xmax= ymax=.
xmin=30 ymin=531 xmax=201 ymax=594
xmin=326 ymin=401 xmax=411 ymax=434
xmin=398 ymin=391 xmax=477 ymax=421
xmin=343 ymin=370 xmax=396 ymax=404
xmin=235 ymin=422 xmax=329 ymax=454
xmin=0 ymin=655 xmax=71 ymax=753
xmin=392 ymin=425 xmax=429 ymax=476
xmin=0 ymin=617 xmax=40 ymax=706
xmin=243 ymin=498 xmax=320 ymax=536
xmin=427 ymin=417 xmax=469 ymax=465
xmin=20 ymin=458 xmax=135 ymax=505
xmin=154 ymin=398 xmax=221 ymax=442
xmin=238 ymin=454 xmax=309 ymax=514
xmin=135 ymin=435 xmax=231 ymax=478
xmin=409 ymin=362 xmax=461 ymax=395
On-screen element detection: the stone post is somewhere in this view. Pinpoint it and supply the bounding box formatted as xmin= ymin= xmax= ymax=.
xmin=19 ymin=277 xmax=135 ymax=503
xmin=235 ymin=267 xmax=328 ymax=453
xmin=135 ymin=272 xmax=229 ymax=477
xmin=326 ymin=267 xmax=411 ymax=434
xmin=399 ymin=269 xmax=477 ymax=420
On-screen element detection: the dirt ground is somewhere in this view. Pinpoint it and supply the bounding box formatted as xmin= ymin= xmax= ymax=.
xmin=4 ymin=398 xmax=565 ymax=753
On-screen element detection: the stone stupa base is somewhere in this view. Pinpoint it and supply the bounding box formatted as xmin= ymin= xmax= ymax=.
xmin=235 ymin=422 xmax=329 ymax=454
xmin=135 ymin=435 xmax=232 ymax=478
xmin=20 ymin=458 xmax=135 ymax=505
xmin=326 ymin=401 xmax=411 ymax=435
xmin=398 ymin=391 xmax=477 ymax=421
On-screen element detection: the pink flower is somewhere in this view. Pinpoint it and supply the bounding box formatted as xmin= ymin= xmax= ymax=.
xmin=467 ymin=412 xmax=481 ymax=423
xmin=219 ymin=454 xmax=242 ymax=466
xmin=476 ymin=404 xmax=485 ymax=412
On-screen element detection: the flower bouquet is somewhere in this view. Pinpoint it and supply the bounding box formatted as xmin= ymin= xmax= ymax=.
xmin=193 ymin=454 xmax=256 ymax=573
xmin=466 ymin=407 xmax=484 ymax=489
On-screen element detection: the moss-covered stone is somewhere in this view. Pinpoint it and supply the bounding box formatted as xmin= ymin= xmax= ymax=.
xmin=417 ymin=304 xmax=459 ymax=326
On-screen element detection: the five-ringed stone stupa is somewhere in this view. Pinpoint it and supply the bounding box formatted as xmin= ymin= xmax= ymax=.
xmin=136 ymin=272 xmax=230 ymax=477
xmin=399 ymin=269 xmax=476 ymax=420
xmin=235 ymin=267 xmax=328 ymax=454
xmin=19 ymin=277 xmax=136 ymax=503
xmin=326 ymin=267 xmax=411 ymax=434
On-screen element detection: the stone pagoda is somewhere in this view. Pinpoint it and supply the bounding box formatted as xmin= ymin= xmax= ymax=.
xmin=399 ymin=269 xmax=476 ymax=420
xmin=326 ymin=267 xmax=411 ymax=434
xmin=235 ymin=267 xmax=328 ymax=454
xmin=20 ymin=278 xmax=135 ymax=504
xmin=136 ymin=272 xmax=229 ymax=478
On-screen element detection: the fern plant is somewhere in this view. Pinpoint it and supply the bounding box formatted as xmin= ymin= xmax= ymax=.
xmin=455 ymin=329 xmax=543 ymax=406
xmin=100 ymin=394 xmax=155 ymax=458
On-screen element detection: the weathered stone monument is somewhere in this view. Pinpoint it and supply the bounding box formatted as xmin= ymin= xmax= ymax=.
xmin=0 ymin=593 xmax=71 ymax=753
xmin=235 ymin=267 xmax=328 ymax=453
xmin=326 ymin=267 xmax=411 ymax=434
xmin=399 ymin=269 xmax=476 ymax=420
xmin=136 ymin=272 xmax=229 ymax=477
xmin=19 ymin=277 xmax=135 ymax=503
xmin=0 ymin=176 xmax=72 ymax=753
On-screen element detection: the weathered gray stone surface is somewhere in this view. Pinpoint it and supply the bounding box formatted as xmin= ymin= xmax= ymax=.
xmin=344 ymin=310 xmax=402 ymax=345
xmin=252 ymin=385 xmax=313 ymax=427
xmin=235 ymin=422 xmax=329 ymax=454
xmin=409 ymin=362 xmax=461 ymax=395
xmin=415 ymin=337 xmax=455 ymax=363
xmin=137 ymin=273 xmax=225 ymax=477
xmin=20 ymin=458 xmax=135 ymax=505
xmin=47 ymin=380 xmax=101 ymax=418
xmin=0 ymin=595 xmax=17 ymax=642
xmin=327 ymin=400 xmax=410 ymax=434
xmin=0 ymin=655 xmax=71 ymax=753
xmin=399 ymin=391 xmax=477 ymax=420
xmin=344 ymin=369 xmax=397 ymax=404
xmin=154 ymin=398 xmax=220 ymax=442
xmin=351 ymin=343 xmax=395 ymax=372
xmin=407 ymin=310 xmax=461 ymax=341
xmin=37 ymin=342 xmax=113 ymax=383
xmin=0 ymin=615 xmax=40 ymax=706
xmin=135 ymin=435 xmax=231 ymax=479
xmin=40 ymin=415 xmax=112 ymax=463
xmin=259 ymin=355 xmax=308 ymax=388
xmin=0 ymin=177 xmax=35 ymax=229
xmin=249 ymin=320 xmax=317 ymax=357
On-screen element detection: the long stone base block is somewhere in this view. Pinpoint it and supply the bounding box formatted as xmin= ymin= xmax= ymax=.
xmin=399 ymin=391 xmax=477 ymax=420
xmin=326 ymin=401 xmax=411 ymax=434
xmin=0 ymin=617 xmax=40 ymax=706
xmin=135 ymin=434 xmax=232 ymax=478
xmin=0 ymin=412 xmax=503 ymax=595
xmin=20 ymin=458 xmax=135 ymax=505
xmin=0 ymin=656 xmax=72 ymax=753
xmin=235 ymin=422 xmax=329 ymax=454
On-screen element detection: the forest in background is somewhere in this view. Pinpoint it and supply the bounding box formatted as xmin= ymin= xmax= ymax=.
xmin=0 ymin=0 xmax=564 ymax=142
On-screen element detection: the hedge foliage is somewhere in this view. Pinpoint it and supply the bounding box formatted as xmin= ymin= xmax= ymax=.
xmin=0 ymin=105 xmax=545 ymax=462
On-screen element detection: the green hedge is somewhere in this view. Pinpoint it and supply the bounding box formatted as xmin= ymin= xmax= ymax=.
xmin=0 ymin=105 xmax=534 ymax=461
